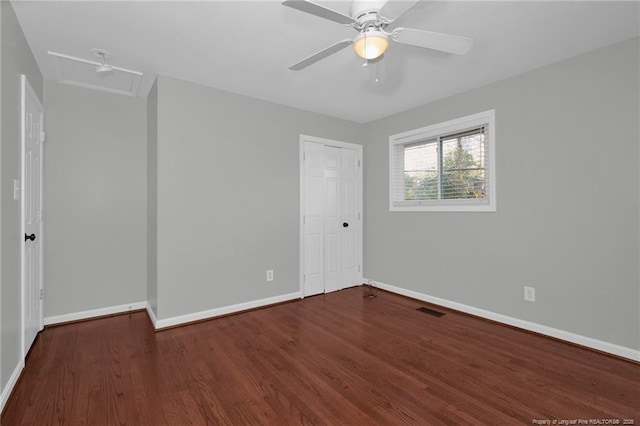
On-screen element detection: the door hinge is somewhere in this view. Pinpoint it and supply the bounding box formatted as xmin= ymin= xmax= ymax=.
xmin=303 ymin=153 xmax=306 ymax=161
xmin=358 ymin=160 xmax=360 ymax=168
xmin=40 ymin=289 xmax=44 ymax=300
xmin=303 ymin=274 xmax=306 ymax=283
xmin=40 ymin=132 xmax=45 ymax=143
xmin=358 ymin=212 xmax=360 ymax=220
xmin=358 ymin=265 xmax=361 ymax=272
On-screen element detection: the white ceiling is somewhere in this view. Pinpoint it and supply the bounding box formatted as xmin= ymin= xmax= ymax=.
xmin=11 ymin=0 xmax=640 ymax=123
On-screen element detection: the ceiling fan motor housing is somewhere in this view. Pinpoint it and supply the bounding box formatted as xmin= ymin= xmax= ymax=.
xmin=350 ymin=0 xmax=387 ymax=27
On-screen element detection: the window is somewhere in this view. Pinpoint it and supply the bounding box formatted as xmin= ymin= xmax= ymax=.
xmin=389 ymin=110 xmax=496 ymax=212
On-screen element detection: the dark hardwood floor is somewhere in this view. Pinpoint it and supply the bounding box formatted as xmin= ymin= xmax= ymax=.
xmin=2 ymin=286 xmax=639 ymax=425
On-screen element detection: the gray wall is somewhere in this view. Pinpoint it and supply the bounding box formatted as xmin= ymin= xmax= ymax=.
xmin=0 ymin=0 xmax=42 ymax=395
xmin=147 ymin=79 xmax=158 ymax=317
xmin=43 ymin=81 xmax=146 ymax=317
xmin=363 ymin=38 xmax=640 ymax=350
xmin=153 ymin=76 xmax=363 ymax=320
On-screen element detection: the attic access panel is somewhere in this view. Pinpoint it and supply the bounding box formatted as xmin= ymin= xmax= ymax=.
xmin=48 ymin=51 xmax=142 ymax=97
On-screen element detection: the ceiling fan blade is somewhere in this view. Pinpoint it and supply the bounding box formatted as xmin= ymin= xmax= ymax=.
xmin=289 ymin=39 xmax=353 ymax=70
xmin=391 ymin=28 xmax=473 ymax=55
xmin=282 ymin=0 xmax=356 ymax=25
xmin=379 ymin=0 xmax=420 ymax=23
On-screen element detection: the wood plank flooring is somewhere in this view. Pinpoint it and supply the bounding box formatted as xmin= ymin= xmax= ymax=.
xmin=2 ymin=286 xmax=639 ymax=425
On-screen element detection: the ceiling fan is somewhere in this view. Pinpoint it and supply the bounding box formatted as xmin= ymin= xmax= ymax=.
xmin=92 ymin=49 xmax=114 ymax=75
xmin=282 ymin=0 xmax=474 ymax=71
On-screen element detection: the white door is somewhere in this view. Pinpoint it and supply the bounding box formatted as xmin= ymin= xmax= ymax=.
xmin=301 ymin=136 xmax=362 ymax=297
xmin=339 ymin=148 xmax=360 ymax=286
xmin=323 ymin=145 xmax=341 ymax=293
xmin=302 ymin=142 xmax=325 ymax=296
xmin=22 ymin=75 xmax=44 ymax=356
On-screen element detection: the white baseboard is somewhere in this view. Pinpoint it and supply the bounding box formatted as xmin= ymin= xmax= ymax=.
xmin=36 ymin=284 xmax=640 ymax=361
xmin=145 ymin=302 xmax=158 ymax=329
xmin=0 ymin=358 xmax=25 ymax=414
xmin=366 ymin=279 xmax=640 ymax=362
xmin=43 ymin=301 xmax=147 ymax=326
xmin=153 ymin=292 xmax=301 ymax=330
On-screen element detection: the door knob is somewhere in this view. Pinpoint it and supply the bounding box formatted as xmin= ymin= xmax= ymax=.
xmin=343 ymin=222 xmax=349 ymax=228
xmin=25 ymin=233 xmax=36 ymax=242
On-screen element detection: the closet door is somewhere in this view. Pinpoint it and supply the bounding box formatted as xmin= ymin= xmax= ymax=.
xmin=301 ymin=137 xmax=362 ymax=297
xmin=302 ymin=142 xmax=325 ymax=296
xmin=340 ymin=147 xmax=360 ymax=288
xmin=323 ymin=146 xmax=341 ymax=293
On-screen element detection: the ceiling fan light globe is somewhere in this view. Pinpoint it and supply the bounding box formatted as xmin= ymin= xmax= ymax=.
xmin=353 ymin=31 xmax=389 ymax=60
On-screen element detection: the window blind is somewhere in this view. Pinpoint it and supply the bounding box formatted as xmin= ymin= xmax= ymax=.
xmin=392 ymin=127 xmax=489 ymax=206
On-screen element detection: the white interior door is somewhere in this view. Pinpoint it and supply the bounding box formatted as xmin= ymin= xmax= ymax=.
xmin=323 ymin=146 xmax=341 ymax=293
xmin=302 ymin=142 xmax=325 ymax=296
xmin=301 ymin=136 xmax=362 ymax=297
xmin=340 ymin=148 xmax=360 ymax=286
xmin=22 ymin=75 xmax=44 ymax=356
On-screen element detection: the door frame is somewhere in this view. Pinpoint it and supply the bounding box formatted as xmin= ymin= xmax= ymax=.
xmin=299 ymin=134 xmax=363 ymax=297
xmin=20 ymin=74 xmax=44 ymax=359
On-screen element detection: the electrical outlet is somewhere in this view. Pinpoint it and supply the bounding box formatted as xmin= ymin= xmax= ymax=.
xmin=266 ymin=270 xmax=274 ymax=282
xmin=524 ymin=286 xmax=536 ymax=302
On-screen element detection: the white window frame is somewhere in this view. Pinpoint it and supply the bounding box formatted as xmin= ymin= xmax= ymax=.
xmin=389 ymin=110 xmax=496 ymax=212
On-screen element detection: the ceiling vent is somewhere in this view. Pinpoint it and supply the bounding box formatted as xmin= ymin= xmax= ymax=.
xmin=48 ymin=50 xmax=143 ymax=97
